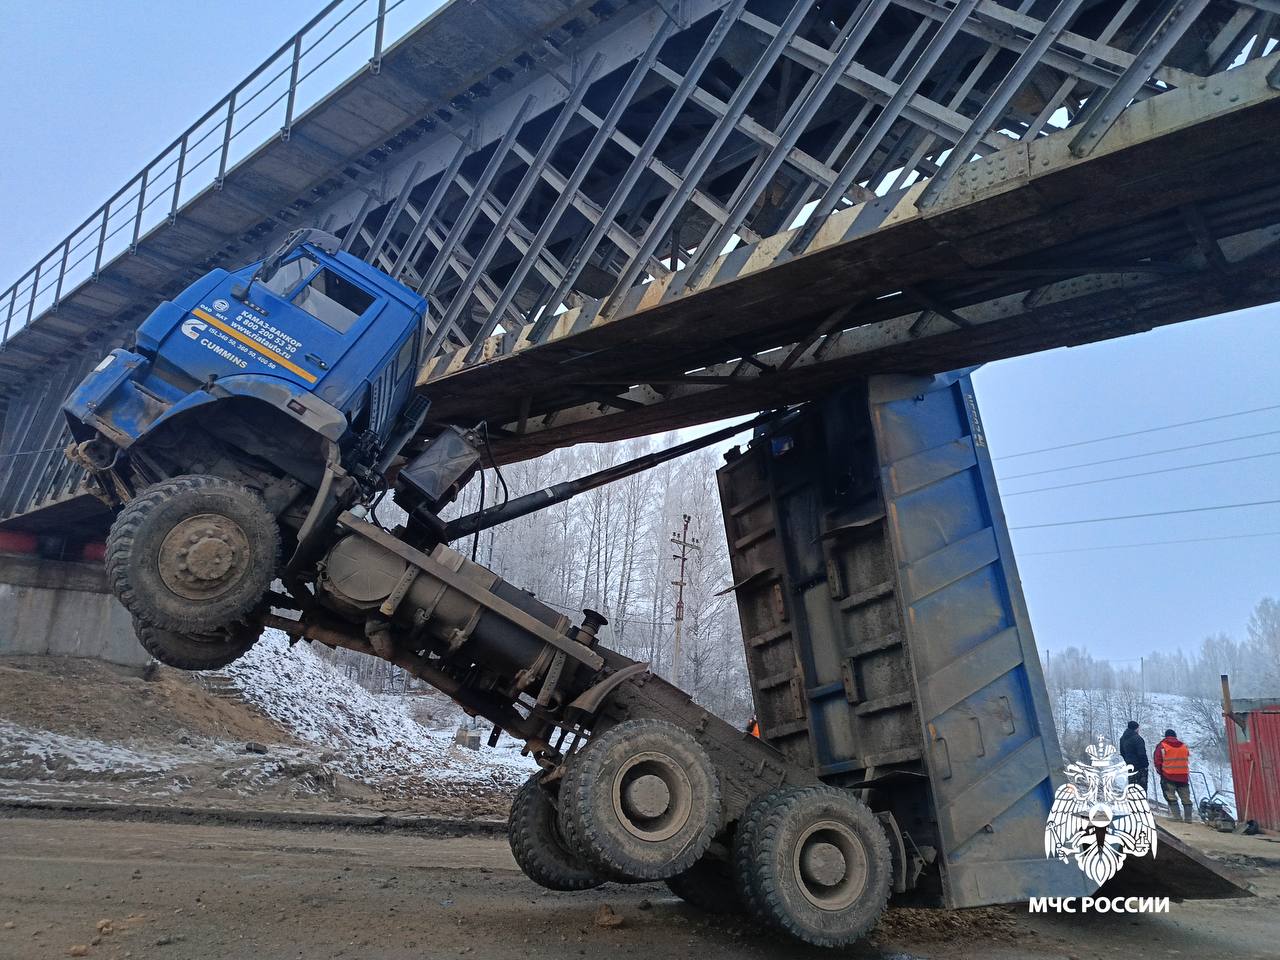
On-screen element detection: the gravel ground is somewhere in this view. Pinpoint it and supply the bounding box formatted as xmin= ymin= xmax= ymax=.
xmin=0 ymin=815 xmax=1276 ymax=960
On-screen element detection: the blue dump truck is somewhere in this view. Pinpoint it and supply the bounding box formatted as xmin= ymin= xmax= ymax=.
xmin=61 ymin=232 xmax=1242 ymax=946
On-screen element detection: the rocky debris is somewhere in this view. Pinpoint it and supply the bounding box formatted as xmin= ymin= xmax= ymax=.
xmin=593 ymin=904 xmax=624 ymax=929
xmin=67 ymin=946 xmax=89 ymax=957
xmin=243 ymin=742 xmax=269 ymax=755
xmin=872 ymin=906 xmax=1020 ymax=945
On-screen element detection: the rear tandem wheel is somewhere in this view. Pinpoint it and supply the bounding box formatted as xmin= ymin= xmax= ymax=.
xmin=664 ymin=850 xmax=744 ymax=913
xmin=558 ymin=719 xmax=721 ymax=882
xmin=132 ymin=617 xmax=262 ymax=671
xmin=507 ymin=773 xmax=604 ymax=892
xmin=733 ymin=785 xmax=892 ymax=948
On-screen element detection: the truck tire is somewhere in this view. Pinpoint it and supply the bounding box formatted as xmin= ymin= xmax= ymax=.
xmin=732 ymin=786 xmax=803 ymax=918
xmin=664 ymin=853 xmax=743 ymax=914
xmin=107 ymin=475 xmax=280 ymax=634
xmin=737 ymin=785 xmax=891 ymax=948
xmin=508 ymin=773 xmax=604 ymax=892
xmin=133 ymin=617 xmax=261 ymax=671
xmin=558 ymin=719 xmax=720 ymax=882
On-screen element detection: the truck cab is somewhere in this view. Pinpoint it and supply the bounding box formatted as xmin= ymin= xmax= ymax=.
xmin=65 ymin=230 xmax=428 ymax=507
xmin=58 ymin=229 xmax=433 ymax=654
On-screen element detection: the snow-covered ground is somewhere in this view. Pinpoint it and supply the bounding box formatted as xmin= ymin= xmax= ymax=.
xmin=0 ymin=635 xmax=536 ymax=816
xmin=0 ymin=719 xmax=357 ymax=806
xmin=220 ymin=630 xmax=537 ymax=801
xmin=0 ymin=721 xmax=189 ymax=779
xmin=1050 ymin=687 xmax=1235 ymax=807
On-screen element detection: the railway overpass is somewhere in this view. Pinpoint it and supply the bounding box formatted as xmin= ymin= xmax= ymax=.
xmin=3 ymin=0 xmax=1280 ymax=538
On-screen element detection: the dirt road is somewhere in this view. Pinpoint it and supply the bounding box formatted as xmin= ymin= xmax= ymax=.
xmin=0 ymin=815 xmax=1276 ymax=960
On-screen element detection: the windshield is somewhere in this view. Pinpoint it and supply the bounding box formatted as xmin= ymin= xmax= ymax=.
xmin=258 ymin=255 xmax=376 ymax=334
xmin=261 ymin=255 xmax=317 ymax=300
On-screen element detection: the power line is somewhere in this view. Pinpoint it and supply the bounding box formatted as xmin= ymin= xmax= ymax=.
xmin=1009 ymin=498 xmax=1280 ymax=530
xmin=537 ymin=594 xmax=672 ymax=629
xmin=997 ymin=428 xmax=1280 ymax=481
xmin=1017 ymin=530 xmax=1280 ymax=557
xmin=1003 ymin=449 xmax=1280 ymax=497
xmin=0 ymin=444 xmax=63 ymax=461
xmin=994 ymin=403 xmax=1280 ymax=461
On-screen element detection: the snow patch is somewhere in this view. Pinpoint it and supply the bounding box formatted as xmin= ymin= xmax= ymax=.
xmin=218 ymin=630 xmax=536 ymax=798
xmin=0 ymin=721 xmax=185 ymax=779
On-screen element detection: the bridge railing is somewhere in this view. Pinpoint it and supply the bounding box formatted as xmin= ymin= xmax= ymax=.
xmin=0 ymin=0 xmax=427 ymax=351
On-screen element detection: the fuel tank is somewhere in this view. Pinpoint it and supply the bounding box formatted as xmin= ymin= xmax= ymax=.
xmin=318 ymin=527 xmax=578 ymax=681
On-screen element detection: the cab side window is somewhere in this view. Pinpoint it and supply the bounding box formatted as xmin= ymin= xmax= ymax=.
xmin=394 ymin=332 xmax=417 ymax=381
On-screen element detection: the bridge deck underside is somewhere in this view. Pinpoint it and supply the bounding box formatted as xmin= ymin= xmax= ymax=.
xmin=422 ymin=51 xmax=1280 ymax=460
xmin=3 ymin=0 xmax=1279 ymax=532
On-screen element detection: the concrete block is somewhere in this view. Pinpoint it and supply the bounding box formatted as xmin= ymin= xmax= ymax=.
xmin=0 ymin=554 xmax=148 ymax=668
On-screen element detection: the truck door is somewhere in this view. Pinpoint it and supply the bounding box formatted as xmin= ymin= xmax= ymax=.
xmin=249 ymin=253 xmax=387 ymax=405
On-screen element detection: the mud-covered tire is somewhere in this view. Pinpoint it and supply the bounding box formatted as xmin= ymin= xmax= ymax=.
xmin=559 ymin=719 xmax=720 ymax=882
xmin=107 ymin=475 xmax=280 ymax=634
xmin=739 ymin=785 xmax=891 ymax=948
xmin=733 ymin=786 xmax=802 ymax=918
xmin=133 ymin=617 xmax=261 ymax=671
xmin=508 ymin=773 xmax=604 ymax=892
xmin=665 ymin=852 xmax=744 ymax=914
xmin=556 ymin=738 xmax=632 ymax=883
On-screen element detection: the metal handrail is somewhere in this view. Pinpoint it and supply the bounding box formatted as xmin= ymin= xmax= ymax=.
xmin=0 ymin=0 xmax=410 ymax=349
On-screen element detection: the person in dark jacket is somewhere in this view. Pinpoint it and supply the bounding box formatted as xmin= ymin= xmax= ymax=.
xmin=1118 ymin=720 xmax=1148 ymax=793
xmin=1154 ymin=728 xmax=1194 ymax=822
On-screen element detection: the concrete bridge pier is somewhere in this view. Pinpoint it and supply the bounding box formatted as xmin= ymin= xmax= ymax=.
xmin=0 ymin=533 xmax=147 ymax=668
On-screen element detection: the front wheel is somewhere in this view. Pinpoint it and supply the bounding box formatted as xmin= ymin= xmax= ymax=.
xmin=106 ymin=475 xmax=280 ymax=634
xmin=133 ymin=617 xmax=261 ymax=671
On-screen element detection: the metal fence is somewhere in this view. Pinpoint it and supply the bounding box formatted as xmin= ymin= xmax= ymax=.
xmin=0 ymin=0 xmax=426 ymax=348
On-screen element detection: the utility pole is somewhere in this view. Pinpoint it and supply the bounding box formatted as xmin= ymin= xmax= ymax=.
xmin=669 ymin=513 xmax=700 ymax=688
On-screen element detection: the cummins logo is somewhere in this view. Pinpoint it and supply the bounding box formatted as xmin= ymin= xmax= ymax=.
xmin=181 ymin=317 xmax=208 ymax=340
xmin=1045 ymin=735 xmax=1156 ymax=885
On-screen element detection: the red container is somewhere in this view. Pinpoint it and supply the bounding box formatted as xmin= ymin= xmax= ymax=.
xmin=1225 ymin=696 xmax=1280 ymax=832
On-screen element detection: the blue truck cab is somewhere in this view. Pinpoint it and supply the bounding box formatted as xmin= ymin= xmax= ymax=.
xmin=63 ymin=230 xmax=429 ymax=563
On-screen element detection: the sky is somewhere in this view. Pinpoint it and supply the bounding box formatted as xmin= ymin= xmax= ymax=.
xmin=1 ymin=1 xmax=1275 ymax=662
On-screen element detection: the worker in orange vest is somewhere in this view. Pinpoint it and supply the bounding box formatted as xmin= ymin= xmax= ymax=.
xmin=747 ymin=716 xmax=761 ymax=738
xmin=1153 ymin=728 xmax=1193 ymax=822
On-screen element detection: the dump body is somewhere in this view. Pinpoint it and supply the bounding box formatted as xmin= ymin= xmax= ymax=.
xmin=718 ymin=371 xmax=1092 ymax=907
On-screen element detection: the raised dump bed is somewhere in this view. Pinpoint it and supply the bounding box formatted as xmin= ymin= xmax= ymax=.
xmin=717 ymin=370 xmax=1245 ymax=907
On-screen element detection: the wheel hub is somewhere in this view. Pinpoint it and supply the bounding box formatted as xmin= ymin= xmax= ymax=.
xmin=611 ymin=752 xmax=692 ymax=842
xmin=793 ymin=820 xmax=869 ymax=912
xmin=159 ymin=514 xmax=249 ymax=600
xmin=623 ymin=774 xmax=671 ymax=819
xmin=800 ymin=841 xmax=846 ymax=887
